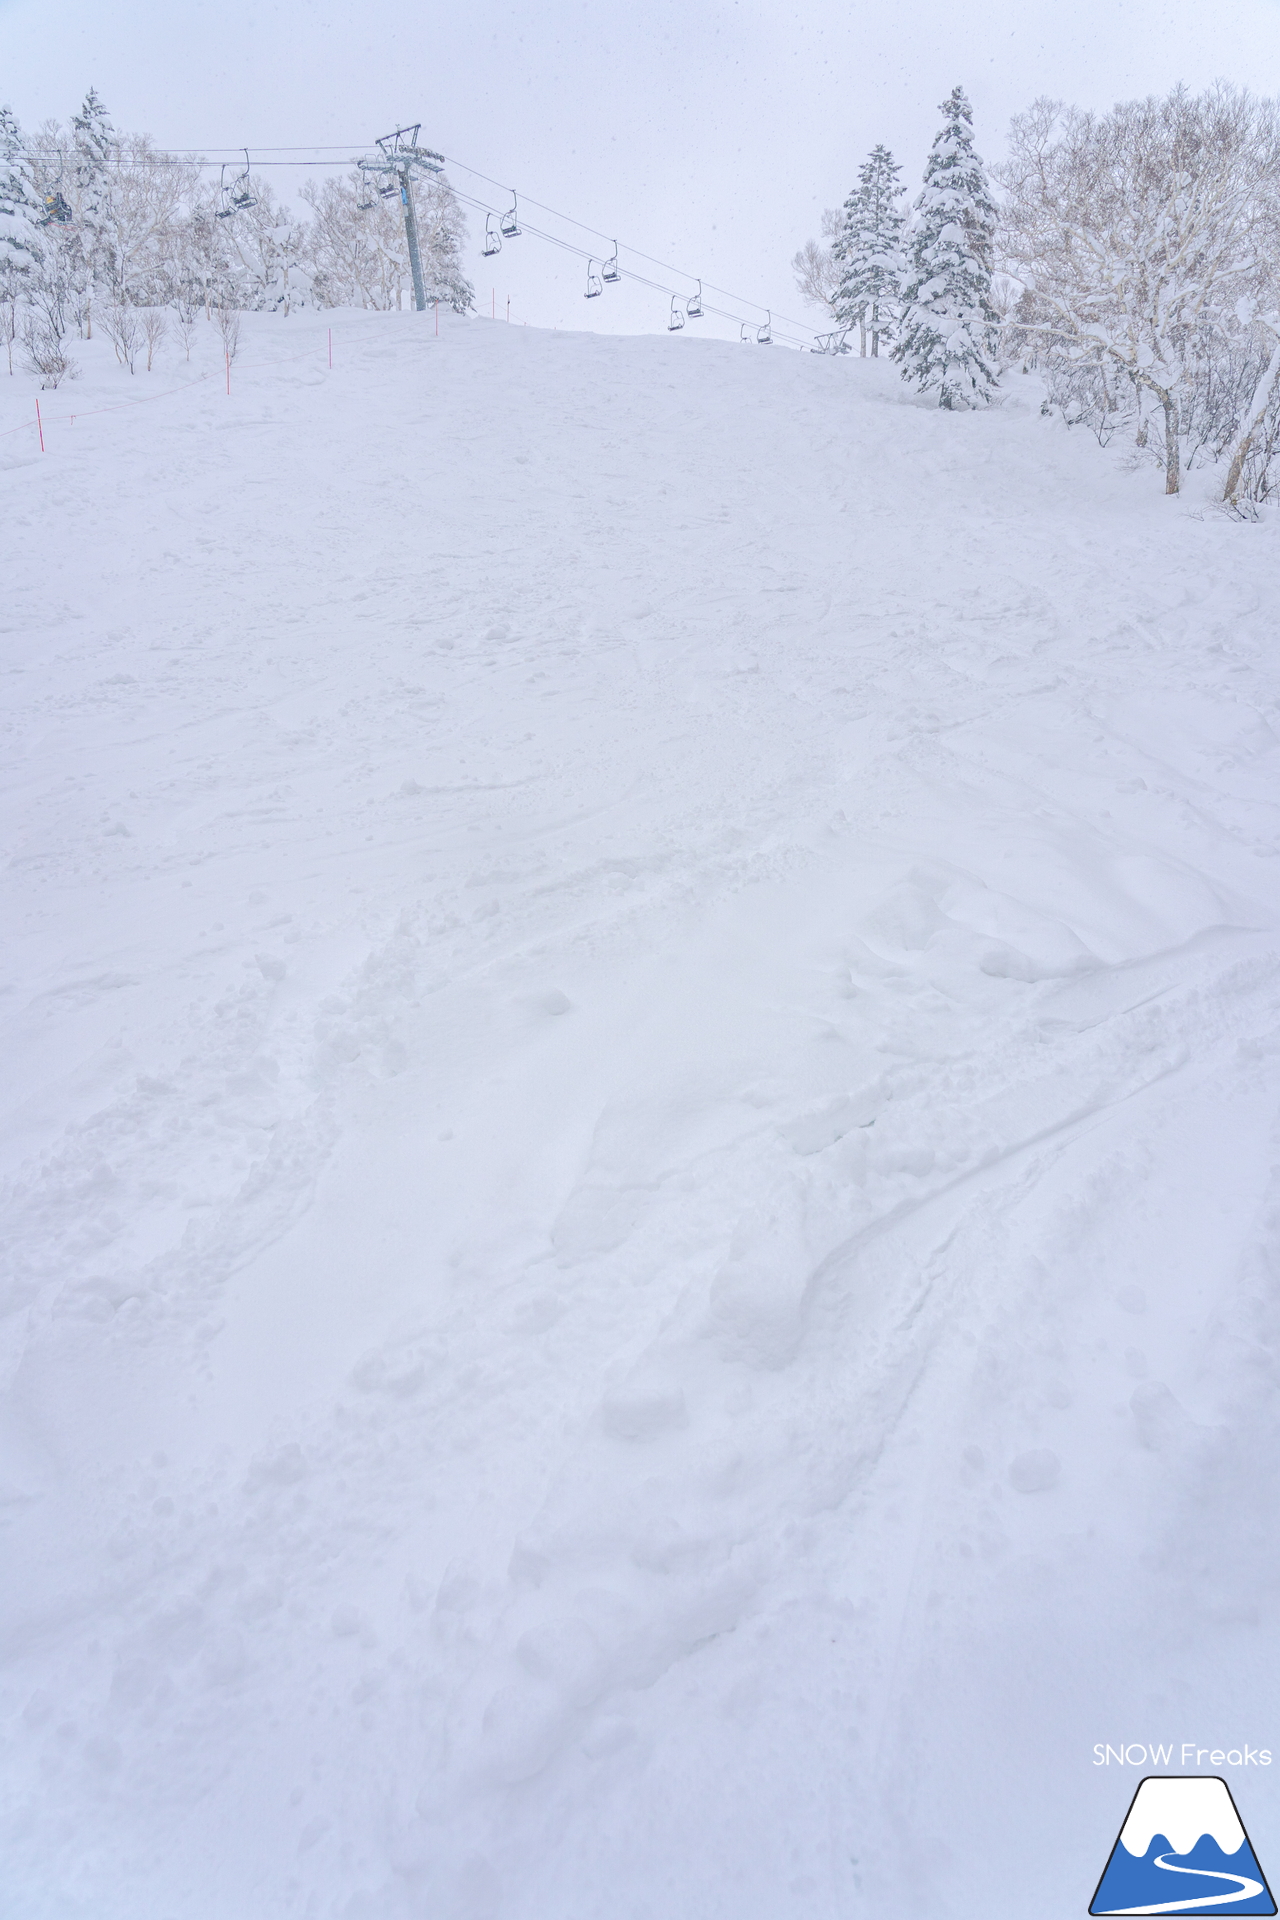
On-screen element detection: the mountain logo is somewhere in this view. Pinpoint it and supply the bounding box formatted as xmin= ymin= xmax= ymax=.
xmin=1090 ymin=1776 xmax=1276 ymax=1915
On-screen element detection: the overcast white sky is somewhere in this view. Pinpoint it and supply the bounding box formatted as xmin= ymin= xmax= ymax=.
xmin=5 ymin=0 xmax=1280 ymax=339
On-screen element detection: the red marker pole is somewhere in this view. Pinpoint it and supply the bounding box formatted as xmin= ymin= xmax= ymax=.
xmin=328 ymin=327 xmax=332 ymax=368
xmin=35 ymin=398 xmax=44 ymax=452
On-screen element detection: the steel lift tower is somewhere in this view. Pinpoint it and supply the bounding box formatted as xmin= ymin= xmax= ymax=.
xmin=359 ymin=126 xmax=444 ymax=313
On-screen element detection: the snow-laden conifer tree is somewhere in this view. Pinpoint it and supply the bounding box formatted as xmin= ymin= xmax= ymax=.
xmin=0 ymin=107 xmax=42 ymax=279
xmin=895 ymin=87 xmax=999 ymax=407
xmin=71 ymin=88 xmax=115 ymax=322
xmin=833 ymin=145 xmax=904 ymax=356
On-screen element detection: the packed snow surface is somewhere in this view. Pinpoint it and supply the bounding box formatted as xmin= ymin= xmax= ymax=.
xmin=3 ymin=312 xmax=1280 ymax=1918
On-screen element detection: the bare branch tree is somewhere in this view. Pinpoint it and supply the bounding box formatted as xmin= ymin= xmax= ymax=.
xmin=214 ymin=302 xmax=241 ymax=364
xmin=100 ymin=300 xmax=141 ymax=372
xmin=21 ymin=314 xmax=77 ymax=386
xmin=790 ymin=210 xmax=842 ymax=318
xmin=997 ymin=85 xmax=1280 ymax=494
xmin=170 ymin=285 xmax=201 ymax=359
xmin=141 ymin=306 xmax=167 ymax=370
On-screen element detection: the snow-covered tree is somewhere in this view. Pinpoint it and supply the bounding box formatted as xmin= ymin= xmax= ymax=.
xmin=70 ymin=88 xmax=115 ymax=326
xmin=895 ymin=87 xmax=1000 ymax=407
xmin=301 ymin=168 xmax=472 ymax=312
xmin=790 ymin=210 xmax=842 ymax=321
xmin=833 ymin=145 xmax=904 ymax=356
xmin=178 ymin=197 xmax=235 ymax=317
xmin=412 ymin=173 xmax=473 ymax=313
xmin=219 ymin=177 xmax=313 ymax=314
xmin=0 ymin=107 xmax=43 ymax=282
xmin=100 ymin=134 xmax=198 ymax=305
xmin=997 ymin=86 xmax=1280 ymax=494
xmin=303 ymin=171 xmax=406 ymax=309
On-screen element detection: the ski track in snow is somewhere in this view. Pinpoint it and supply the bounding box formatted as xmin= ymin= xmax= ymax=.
xmin=2 ymin=312 xmax=1280 ymax=1917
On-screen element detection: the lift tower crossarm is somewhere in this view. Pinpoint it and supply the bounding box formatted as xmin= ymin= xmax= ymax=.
xmin=358 ymin=125 xmax=444 ymax=313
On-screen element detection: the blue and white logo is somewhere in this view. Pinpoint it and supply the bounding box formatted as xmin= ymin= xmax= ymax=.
xmin=1091 ymin=1777 xmax=1276 ymax=1915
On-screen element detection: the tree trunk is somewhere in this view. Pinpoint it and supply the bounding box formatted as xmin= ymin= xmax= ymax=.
xmin=1222 ymin=334 xmax=1280 ymax=507
xmin=859 ymin=318 xmax=867 ymax=357
xmin=870 ymin=300 xmax=879 ymax=358
xmin=1137 ymin=374 xmax=1179 ymax=494
xmin=1161 ymin=391 xmax=1180 ymax=494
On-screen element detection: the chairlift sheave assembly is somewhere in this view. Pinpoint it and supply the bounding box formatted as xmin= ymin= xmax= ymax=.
xmin=372 ymin=125 xmax=444 ymax=172
xmin=216 ymin=151 xmax=258 ymax=220
xmin=499 ymin=193 xmax=521 ymax=239
xmin=356 ymin=125 xmax=445 ymax=212
xmin=601 ymin=243 xmax=620 ymax=285
xmin=585 ymin=260 xmax=603 ymax=299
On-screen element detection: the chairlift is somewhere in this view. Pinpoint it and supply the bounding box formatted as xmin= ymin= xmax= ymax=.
xmin=668 ymin=296 xmax=686 ymax=332
xmin=601 ymin=243 xmax=620 ymax=285
xmin=757 ymin=311 xmax=772 ymax=345
xmin=38 ymin=151 xmax=73 ymax=226
xmin=585 ymin=260 xmax=603 ymax=299
xmin=739 ymin=323 xmax=753 ymax=343
xmin=686 ymin=280 xmax=703 ymax=319
xmin=499 ymin=194 xmax=521 ymax=239
xmin=483 ymin=214 xmax=502 ymax=257
xmin=216 ymin=151 xmax=258 ymax=220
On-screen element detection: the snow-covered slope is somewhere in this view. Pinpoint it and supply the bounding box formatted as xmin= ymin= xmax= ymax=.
xmin=3 ymin=312 xmax=1280 ymax=1918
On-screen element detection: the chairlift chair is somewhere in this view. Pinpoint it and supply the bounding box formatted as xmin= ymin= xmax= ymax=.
xmin=216 ymin=151 xmax=258 ymax=220
xmin=686 ymin=280 xmax=703 ymax=319
xmin=499 ymin=194 xmax=521 ymax=239
xmin=37 ymin=150 xmax=74 ymax=226
xmin=601 ymin=244 xmax=620 ymax=284
xmin=756 ymin=311 xmax=772 ymax=345
xmin=483 ymin=214 xmax=502 ymax=257
xmin=740 ymin=323 xmax=753 ymax=343
xmin=668 ymin=296 xmax=686 ymax=332
xmin=585 ymin=261 xmax=603 ymax=299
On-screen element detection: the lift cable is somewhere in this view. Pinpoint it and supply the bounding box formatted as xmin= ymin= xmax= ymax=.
xmin=451 ymin=188 xmax=810 ymax=349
